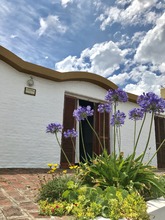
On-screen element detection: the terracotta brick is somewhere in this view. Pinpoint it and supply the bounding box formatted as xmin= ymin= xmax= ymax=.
xmin=0 ymin=191 xmax=6 ymax=200
xmin=0 ymin=198 xmax=13 ymax=206
xmin=1 ymin=185 xmax=16 ymax=192
xmin=0 ymin=170 xmax=69 ymax=220
xmin=8 ymin=192 xmax=28 ymax=202
xmin=29 ymin=212 xmax=50 ymax=218
xmin=2 ymin=205 xmax=23 ymax=217
xmin=20 ymin=201 xmax=39 ymax=211
xmin=0 ymin=180 xmax=9 ymax=187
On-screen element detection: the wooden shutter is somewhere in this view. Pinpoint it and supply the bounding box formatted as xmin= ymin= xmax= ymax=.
xmin=60 ymin=95 xmax=77 ymax=168
xmin=154 ymin=116 xmax=165 ymax=168
xmin=93 ymin=104 xmax=110 ymax=155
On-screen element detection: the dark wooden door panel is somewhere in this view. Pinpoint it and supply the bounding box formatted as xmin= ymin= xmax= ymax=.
xmin=61 ymin=95 xmax=77 ymax=168
xmin=155 ymin=116 xmax=165 ymax=168
xmin=94 ymin=104 xmax=110 ymax=155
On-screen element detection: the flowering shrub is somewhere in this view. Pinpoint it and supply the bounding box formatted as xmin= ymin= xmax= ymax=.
xmin=110 ymin=110 xmax=126 ymax=126
xmin=38 ymin=172 xmax=80 ymax=202
xmin=39 ymin=200 xmax=68 ymax=216
xmin=39 ymin=185 xmax=150 ymax=220
xmin=73 ymin=106 xmax=94 ymax=121
xmin=137 ymin=92 xmax=165 ymax=113
xmin=46 ymin=123 xmax=63 ymax=133
xmin=63 ymin=128 xmax=78 ymax=138
xmin=43 ymin=88 xmax=165 ymax=219
xmin=98 ymin=103 xmax=111 ymax=113
xmin=128 ymin=108 xmax=144 ymax=120
xmin=105 ymin=88 xmax=128 ymax=103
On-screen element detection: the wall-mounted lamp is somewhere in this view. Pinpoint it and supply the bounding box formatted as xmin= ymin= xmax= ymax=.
xmin=27 ymin=76 xmax=34 ymax=87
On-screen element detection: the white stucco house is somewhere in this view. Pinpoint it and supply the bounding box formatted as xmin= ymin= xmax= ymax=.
xmin=0 ymin=46 xmax=164 ymax=169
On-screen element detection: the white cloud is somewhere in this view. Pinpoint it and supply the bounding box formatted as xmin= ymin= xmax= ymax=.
xmin=158 ymin=63 xmax=165 ymax=73
xmin=98 ymin=0 xmax=159 ymax=30
xmin=116 ymin=0 xmax=132 ymax=6
xmin=99 ymin=7 xmax=120 ymax=30
xmin=124 ymin=70 xmax=165 ymax=95
xmin=55 ymin=41 xmax=126 ymax=77
xmin=37 ymin=15 xmax=67 ymax=36
xmin=60 ymin=0 xmax=89 ymax=9
xmin=55 ymin=55 xmax=87 ymax=72
xmin=61 ymin=0 xmax=73 ymax=8
xmin=108 ymin=73 xmax=130 ymax=86
xmin=135 ymin=12 xmax=165 ymax=65
xmin=131 ymin=31 xmax=146 ymax=44
xmin=0 ymin=0 xmax=11 ymax=16
xmin=10 ymin=35 xmax=18 ymax=39
xmin=145 ymin=11 xmax=160 ymax=24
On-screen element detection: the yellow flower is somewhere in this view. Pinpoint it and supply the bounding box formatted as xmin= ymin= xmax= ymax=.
xmin=51 ymin=169 xmax=55 ymax=173
xmin=47 ymin=170 xmax=53 ymax=174
xmin=69 ymin=165 xmax=78 ymax=170
xmin=63 ymin=170 xmax=67 ymax=174
xmin=53 ymin=163 xmax=58 ymax=167
xmin=52 ymin=167 xmax=57 ymax=171
xmin=47 ymin=163 xmax=53 ymax=168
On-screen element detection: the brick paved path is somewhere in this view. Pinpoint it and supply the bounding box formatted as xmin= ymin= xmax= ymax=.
xmin=0 ymin=169 xmax=71 ymax=220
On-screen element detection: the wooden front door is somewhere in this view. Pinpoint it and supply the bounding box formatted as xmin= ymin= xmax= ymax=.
xmin=60 ymin=95 xmax=77 ymax=168
xmin=61 ymin=95 xmax=110 ymax=168
xmin=154 ymin=116 xmax=165 ymax=168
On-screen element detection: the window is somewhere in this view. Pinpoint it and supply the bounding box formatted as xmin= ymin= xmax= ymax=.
xmin=154 ymin=116 xmax=165 ymax=168
xmin=60 ymin=95 xmax=110 ymax=168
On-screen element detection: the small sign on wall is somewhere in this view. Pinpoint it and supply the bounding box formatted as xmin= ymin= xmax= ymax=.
xmin=24 ymin=87 xmax=36 ymax=96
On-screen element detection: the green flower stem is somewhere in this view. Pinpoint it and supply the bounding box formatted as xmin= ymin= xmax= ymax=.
xmin=55 ymin=133 xmax=71 ymax=166
xmin=134 ymin=120 xmax=136 ymax=147
xmin=147 ymin=139 xmax=165 ymax=165
xmin=113 ymin=125 xmax=116 ymax=155
xmin=80 ymin=121 xmax=88 ymax=161
xmin=132 ymin=112 xmax=154 ymax=180
xmin=141 ymin=112 xmax=154 ymax=163
xmin=116 ymin=126 xmax=121 ymax=154
xmin=86 ymin=117 xmax=104 ymax=151
xmin=71 ymin=137 xmax=79 ymax=163
xmin=132 ymin=113 xmax=146 ymax=159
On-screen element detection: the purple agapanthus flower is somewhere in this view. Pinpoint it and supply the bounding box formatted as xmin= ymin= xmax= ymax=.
xmin=63 ymin=128 xmax=78 ymax=138
xmin=97 ymin=103 xmax=111 ymax=113
xmin=105 ymin=88 xmax=128 ymax=104
xmin=110 ymin=110 xmax=126 ymax=127
xmin=73 ymin=106 xmax=94 ymax=121
xmin=137 ymin=92 xmax=165 ymax=113
xmin=129 ymin=108 xmax=144 ymax=120
xmin=46 ymin=123 xmax=63 ymax=134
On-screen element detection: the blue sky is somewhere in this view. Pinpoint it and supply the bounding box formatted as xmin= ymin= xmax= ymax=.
xmin=0 ymin=0 xmax=165 ymax=95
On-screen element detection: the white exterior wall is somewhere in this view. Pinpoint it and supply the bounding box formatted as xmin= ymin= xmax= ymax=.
xmin=0 ymin=60 xmax=157 ymax=168
xmin=0 ymin=61 xmax=106 ymax=168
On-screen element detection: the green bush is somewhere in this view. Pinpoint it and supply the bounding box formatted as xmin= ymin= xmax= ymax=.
xmin=38 ymin=174 xmax=80 ymax=202
xmin=143 ymin=174 xmax=165 ymax=200
xmin=39 ymin=184 xmax=150 ymax=220
xmin=77 ymin=150 xmax=165 ymax=200
xmin=39 ymin=200 xmax=68 ymax=216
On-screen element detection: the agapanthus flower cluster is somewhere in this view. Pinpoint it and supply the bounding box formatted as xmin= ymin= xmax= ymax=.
xmin=110 ymin=110 xmax=126 ymax=127
xmin=105 ymin=88 xmax=128 ymax=104
xmin=46 ymin=123 xmax=63 ymax=134
xmin=73 ymin=106 xmax=94 ymax=121
xmin=129 ymin=108 xmax=144 ymax=121
xmin=137 ymin=92 xmax=165 ymax=113
xmin=63 ymin=128 xmax=78 ymax=138
xmin=97 ymin=103 xmax=111 ymax=113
